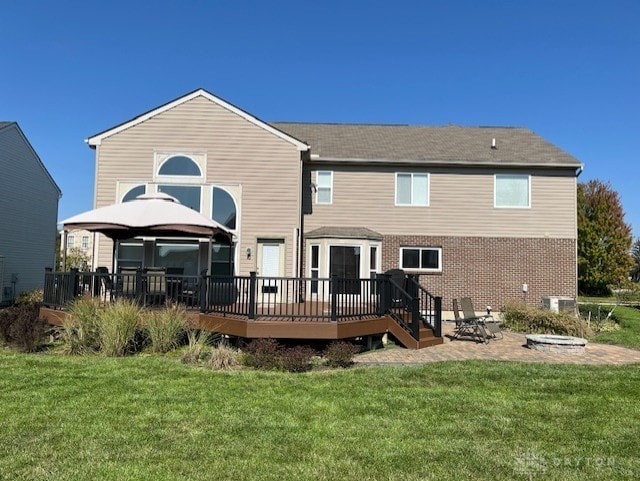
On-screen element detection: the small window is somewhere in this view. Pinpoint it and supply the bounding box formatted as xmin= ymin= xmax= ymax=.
xmin=396 ymin=173 xmax=429 ymax=206
xmin=495 ymin=174 xmax=530 ymax=208
xmin=310 ymin=245 xmax=320 ymax=294
xmin=316 ymin=171 xmax=333 ymax=204
xmin=81 ymin=236 xmax=89 ymax=249
xmin=400 ymin=247 xmax=442 ymax=272
xmin=68 ymin=236 xmax=75 ymax=248
xmin=122 ymin=185 xmax=146 ymax=203
xmin=158 ymin=155 xmax=201 ymax=176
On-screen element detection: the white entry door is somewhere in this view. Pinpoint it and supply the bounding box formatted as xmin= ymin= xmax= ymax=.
xmin=257 ymin=241 xmax=284 ymax=303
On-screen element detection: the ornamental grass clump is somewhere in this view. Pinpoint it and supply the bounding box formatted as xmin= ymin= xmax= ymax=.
xmin=181 ymin=329 xmax=214 ymax=364
xmin=207 ymin=343 xmax=241 ymax=370
xmin=98 ymin=299 xmax=143 ymax=356
xmin=143 ymin=304 xmax=188 ymax=353
xmin=502 ymin=301 xmax=593 ymax=337
xmin=61 ymin=296 xmax=102 ymax=355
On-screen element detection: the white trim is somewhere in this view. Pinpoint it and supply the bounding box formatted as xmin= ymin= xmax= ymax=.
xmin=399 ymin=246 xmax=442 ymax=273
xmin=86 ymin=89 xmax=310 ymax=151
xmin=494 ymin=173 xmax=531 ymax=209
xmin=395 ymin=172 xmax=430 ymax=206
xmin=154 ymin=152 xmax=206 ymax=183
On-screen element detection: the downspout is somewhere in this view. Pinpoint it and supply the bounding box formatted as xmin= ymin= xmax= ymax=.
xmin=62 ymin=231 xmax=68 ymax=271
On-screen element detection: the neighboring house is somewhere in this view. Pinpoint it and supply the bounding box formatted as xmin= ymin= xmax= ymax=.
xmin=60 ymin=229 xmax=94 ymax=269
xmin=85 ymin=89 xmax=582 ymax=312
xmin=0 ymin=122 xmax=61 ymax=303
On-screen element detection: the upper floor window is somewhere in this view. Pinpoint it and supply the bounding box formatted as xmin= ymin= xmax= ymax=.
xmin=212 ymin=187 xmax=237 ymax=230
xmin=122 ymin=184 xmax=146 ymax=202
xmin=316 ymin=171 xmax=333 ymax=204
xmin=81 ymin=236 xmax=89 ymax=249
xmin=396 ymin=173 xmax=429 ymax=206
xmin=158 ymin=185 xmax=201 ymax=211
xmin=495 ymin=174 xmax=530 ymax=208
xmin=158 ymin=155 xmax=201 ymax=177
xmin=400 ymin=247 xmax=442 ymax=272
xmin=68 ymin=236 xmax=75 ymax=248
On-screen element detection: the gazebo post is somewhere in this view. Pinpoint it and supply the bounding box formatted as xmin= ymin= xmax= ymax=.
xmin=62 ymin=231 xmax=68 ymax=271
xmin=207 ymin=236 xmax=213 ymax=276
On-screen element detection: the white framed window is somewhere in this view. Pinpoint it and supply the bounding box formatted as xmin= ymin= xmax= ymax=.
xmin=316 ymin=171 xmax=333 ymax=204
xmin=495 ymin=174 xmax=530 ymax=208
xmin=81 ymin=236 xmax=89 ymax=249
xmin=67 ymin=236 xmax=75 ymax=248
xmin=395 ymin=173 xmax=429 ymax=206
xmin=399 ymin=247 xmax=442 ymax=272
xmin=310 ymin=244 xmax=320 ymax=294
xmin=154 ymin=152 xmax=206 ymax=184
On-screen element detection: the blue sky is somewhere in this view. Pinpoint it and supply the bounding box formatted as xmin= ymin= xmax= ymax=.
xmin=2 ymin=1 xmax=639 ymax=237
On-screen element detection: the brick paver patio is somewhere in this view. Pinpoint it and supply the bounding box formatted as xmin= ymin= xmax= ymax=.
xmin=355 ymin=321 xmax=640 ymax=365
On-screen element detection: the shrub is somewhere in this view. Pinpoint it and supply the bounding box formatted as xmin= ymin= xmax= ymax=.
xmin=502 ymin=302 xmax=593 ymax=337
xmin=144 ymin=304 xmax=188 ymax=353
xmin=0 ymin=302 xmax=47 ymax=352
xmin=279 ymin=346 xmax=315 ymax=373
xmin=98 ymin=299 xmax=143 ymax=356
xmin=324 ymin=341 xmax=359 ymax=368
xmin=181 ymin=329 xmax=214 ymax=364
xmin=578 ymin=303 xmax=622 ymax=333
xmin=207 ymin=343 xmax=240 ymax=370
xmin=61 ymin=296 xmax=102 ymax=355
xmin=242 ymin=338 xmax=282 ymax=370
xmin=15 ymin=289 xmax=44 ymax=305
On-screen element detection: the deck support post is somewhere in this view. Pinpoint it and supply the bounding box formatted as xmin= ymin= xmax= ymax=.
xmin=248 ymin=271 xmax=256 ymax=320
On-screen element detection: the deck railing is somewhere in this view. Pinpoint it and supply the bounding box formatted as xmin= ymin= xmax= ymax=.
xmin=42 ymin=270 xmax=441 ymax=338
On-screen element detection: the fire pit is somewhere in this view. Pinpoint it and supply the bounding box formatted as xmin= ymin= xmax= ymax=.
xmin=525 ymin=334 xmax=587 ymax=354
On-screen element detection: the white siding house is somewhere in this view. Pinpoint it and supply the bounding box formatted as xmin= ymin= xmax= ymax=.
xmin=0 ymin=122 xmax=61 ymax=303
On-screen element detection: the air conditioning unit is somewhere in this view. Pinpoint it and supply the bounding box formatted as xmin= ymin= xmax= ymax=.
xmin=542 ymin=296 xmax=576 ymax=313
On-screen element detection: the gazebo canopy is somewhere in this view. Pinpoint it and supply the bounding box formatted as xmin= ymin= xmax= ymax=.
xmin=62 ymin=193 xmax=233 ymax=243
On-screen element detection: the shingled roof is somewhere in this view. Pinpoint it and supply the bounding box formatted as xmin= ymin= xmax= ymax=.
xmin=272 ymin=123 xmax=582 ymax=168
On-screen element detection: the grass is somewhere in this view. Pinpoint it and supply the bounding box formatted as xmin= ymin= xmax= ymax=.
xmin=0 ymin=349 xmax=638 ymax=480
xmin=591 ymin=305 xmax=640 ymax=350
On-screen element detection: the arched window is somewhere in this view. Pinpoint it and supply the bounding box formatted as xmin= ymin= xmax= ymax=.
xmin=122 ymin=185 xmax=146 ymax=202
xmin=212 ymin=187 xmax=236 ymax=229
xmin=158 ymin=155 xmax=201 ymax=176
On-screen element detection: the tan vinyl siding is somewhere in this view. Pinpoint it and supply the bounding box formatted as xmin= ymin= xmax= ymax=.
xmin=305 ymin=165 xmax=577 ymax=239
xmin=94 ymin=96 xmax=301 ymax=275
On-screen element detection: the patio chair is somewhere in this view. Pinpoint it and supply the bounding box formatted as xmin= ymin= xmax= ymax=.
xmin=452 ymin=298 xmax=490 ymax=343
xmin=118 ymin=267 xmax=140 ymax=300
xmin=144 ymin=267 xmax=167 ymax=306
xmin=459 ymin=297 xmax=503 ymax=340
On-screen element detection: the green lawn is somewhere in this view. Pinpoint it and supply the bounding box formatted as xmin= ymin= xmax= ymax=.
xmin=591 ymin=305 xmax=640 ymax=350
xmin=0 ymin=350 xmax=638 ymax=480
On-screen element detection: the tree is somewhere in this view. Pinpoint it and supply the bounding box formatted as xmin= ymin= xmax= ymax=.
xmin=577 ymin=180 xmax=633 ymax=295
xmin=631 ymin=238 xmax=640 ymax=283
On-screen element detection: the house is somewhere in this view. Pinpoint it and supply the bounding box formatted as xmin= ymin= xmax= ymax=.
xmin=59 ymin=229 xmax=94 ymax=270
xmin=84 ymin=89 xmax=582 ymax=315
xmin=0 ymin=122 xmax=61 ymax=303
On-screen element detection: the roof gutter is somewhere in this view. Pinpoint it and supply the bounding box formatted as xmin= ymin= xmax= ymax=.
xmin=309 ymin=156 xmax=584 ymax=170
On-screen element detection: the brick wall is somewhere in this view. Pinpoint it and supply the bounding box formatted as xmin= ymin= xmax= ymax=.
xmin=382 ymin=235 xmax=577 ymax=314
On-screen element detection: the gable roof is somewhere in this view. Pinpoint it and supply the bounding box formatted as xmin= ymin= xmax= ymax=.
xmin=86 ymin=89 xmax=309 ymax=151
xmin=0 ymin=121 xmax=62 ymax=195
xmin=272 ymin=122 xmax=583 ymax=169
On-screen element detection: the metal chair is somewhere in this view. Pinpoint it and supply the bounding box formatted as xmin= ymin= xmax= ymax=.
xmin=452 ymin=298 xmax=490 ymax=343
xmin=460 ymin=297 xmax=503 ymax=341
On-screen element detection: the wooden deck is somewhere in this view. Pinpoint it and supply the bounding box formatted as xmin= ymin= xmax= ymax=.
xmin=40 ymin=303 xmax=443 ymax=349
